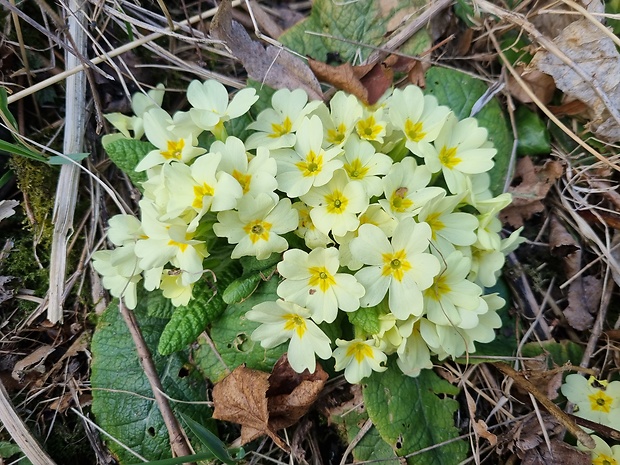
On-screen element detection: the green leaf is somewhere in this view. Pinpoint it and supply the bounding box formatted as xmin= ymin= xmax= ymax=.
xmin=145 ymin=291 xmax=176 ymax=320
xmin=329 ymin=393 xmax=401 ymax=465
xmin=193 ymin=278 xmax=286 ymax=383
xmin=179 ymin=413 xmax=236 ymax=465
xmin=0 ymin=139 xmax=47 ymax=162
xmin=47 ymin=152 xmax=90 ymax=165
xmin=127 ymin=452 xmax=215 ymax=465
xmin=363 ymin=363 xmax=469 ymax=464
xmin=157 ymin=258 xmax=242 ymax=355
xmin=347 ymin=305 xmax=382 ymax=335
xmin=521 ymin=340 xmax=584 ymax=368
xmin=424 ymin=67 xmax=514 ymax=195
xmin=91 ymin=298 xmax=213 ymax=464
xmin=239 ymin=253 xmax=282 ymax=273
xmin=279 ymin=0 xmax=431 ymax=63
xmin=0 ymin=87 xmax=18 ymax=130
xmin=103 ymin=138 xmax=154 ymax=187
xmin=247 ymin=80 xmax=278 ymax=116
xmin=515 ymin=106 xmax=550 ymax=155
xmin=223 ymin=268 xmax=272 ymax=305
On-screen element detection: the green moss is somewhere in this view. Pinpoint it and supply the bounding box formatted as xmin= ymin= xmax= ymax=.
xmin=8 ymin=155 xmax=57 ymax=245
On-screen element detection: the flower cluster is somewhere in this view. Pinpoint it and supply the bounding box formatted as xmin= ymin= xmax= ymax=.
xmin=561 ymin=374 xmax=620 ymax=464
xmin=94 ymin=80 xmax=522 ymax=383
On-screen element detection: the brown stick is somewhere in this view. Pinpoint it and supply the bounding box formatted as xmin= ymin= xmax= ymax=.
xmin=494 ymin=362 xmax=595 ymax=449
xmin=119 ymin=300 xmax=195 ymax=463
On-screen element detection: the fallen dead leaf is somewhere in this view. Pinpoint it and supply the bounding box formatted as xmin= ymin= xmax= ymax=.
xmin=11 ymin=345 xmax=55 ymax=383
xmin=267 ymin=354 xmax=328 ymax=431
xmin=506 ymin=66 xmax=556 ymax=105
xmin=497 ymin=413 xmax=590 ymax=465
xmin=212 ymin=364 xmax=284 ymax=448
xmin=501 ymin=157 xmax=564 ymax=227
xmin=210 ymin=0 xmax=322 ymax=101
xmin=308 ymin=59 xmax=393 ymax=105
xmin=564 ymin=276 xmax=601 ymax=331
xmin=549 ymin=215 xmax=580 ymax=276
xmin=212 ymin=355 xmax=328 ymax=450
xmin=530 ymin=16 xmax=620 ymax=142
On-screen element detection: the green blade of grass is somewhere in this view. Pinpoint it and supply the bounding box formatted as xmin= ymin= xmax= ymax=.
xmin=179 ymin=412 xmax=237 ymax=465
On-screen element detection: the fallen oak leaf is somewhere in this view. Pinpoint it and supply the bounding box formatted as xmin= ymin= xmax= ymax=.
xmin=210 ymin=0 xmax=322 ymax=101
xmin=211 ymin=364 xmax=287 ymax=450
xmin=267 ymin=354 xmax=328 ymax=431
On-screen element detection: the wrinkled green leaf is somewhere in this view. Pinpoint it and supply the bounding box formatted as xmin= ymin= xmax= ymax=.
xmin=330 ymin=393 xmax=401 ymax=465
xmin=279 ymin=0 xmax=431 ymax=63
xmin=515 ymin=106 xmax=551 ymax=155
xmin=145 ymin=291 xmax=176 ymax=320
xmin=363 ymin=363 xmax=468 ymax=464
xmin=347 ymin=304 xmax=382 ymax=335
xmin=193 ymin=278 xmax=286 ymax=383
xmin=521 ymin=340 xmax=584 ymax=368
xmin=103 ymin=138 xmax=154 ymax=187
xmin=91 ymin=298 xmax=213 ymax=464
xmin=500 ymin=32 xmax=533 ymax=66
xmin=239 ymin=253 xmax=282 ymax=273
xmin=223 ymin=267 xmax=274 ymax=305
xmin=158 ymin=258 xmax=242 ymax=355
xmin=424 ymin=67 xmax=514 ymax=195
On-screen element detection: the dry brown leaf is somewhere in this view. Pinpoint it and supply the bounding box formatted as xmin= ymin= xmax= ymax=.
xmin=210 ymin=0 xmax=322 ymax=101
xmin=11 ymin=345 xmax=55 ymax=382
xmin=308 ymin=58 xmax=393 ymax=105
xmin=212 ymin=356 xmax=328 ymax=449
xmin=530 ymin=17 xmax=620 ymax=142
xmin=521 ymin=438 xmax=590 ymax=465
xmin=212 ymin=364 xmax=285 ymax=448
xmin=501 ymin=157 xmax=564 ymax=227
xmin=267 ymin=354 xmax=328 ymax=431
xmin=564 ymin=275 xmax=602 ymax=331
xmin=549 ymin=215 xmax=580 ymax=276
xmin=506 ymin=66 xmax=556 ymax=105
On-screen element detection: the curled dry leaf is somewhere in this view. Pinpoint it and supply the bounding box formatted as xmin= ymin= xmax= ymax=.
xmin=530 ymin=17 xmax=620 ymax=142
xmin=506 ymin=65 xmax=556 ymax=105
xmin=210 ymin=0 xmax=322 ymax=101
xmin=549 ymin=216 xmax=601 ymax=331
xmin=308 ymin=59 xmax=392 ymax=105
xmin=501 ymin=157 xmax=564 ymax=227
xmin=211 ymin=355 xmax=328 ymax=450
xmin=308 ymin=54 xmax=424 ymax=105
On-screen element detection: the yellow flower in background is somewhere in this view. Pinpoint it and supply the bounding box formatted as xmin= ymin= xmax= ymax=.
xmin=561 ymin=375 xmax=620 ymax=430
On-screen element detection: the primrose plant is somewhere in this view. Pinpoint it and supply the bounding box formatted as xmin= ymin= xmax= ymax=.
xmin=93 ymin=79 xmax=522 ymax=383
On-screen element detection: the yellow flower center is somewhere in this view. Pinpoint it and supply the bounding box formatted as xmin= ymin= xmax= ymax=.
xmin=283 ymin=313 xmax=307 ymax=338
xmin=327 ymin=123 xmax=347 ymax=145
xmin=588 ymin=390 xmax=613 ymax=413
xmin=344 ymin=158 xmax=369 ymax=180
xmin=356 ymin=116 xmax=383 ymax=141
xmin=390 ymin=187 xmax=413 ymax=213
xmin=593 ymin=454 xmax=617 ymax=465
xmin=192 ymin=183 xmax=215 ymax=209
xmin=345 ymin=341 xmax=375 ymax=363
xmin=425 ymin=212 xmax=445 ymax=240
xmin=404 ymin=119 xmax=426 ymax=142
xmin=381 ymin=249 xmax=412 ymax=282
xmin=232 ymin=169 xmax=252 ymax=194
xmin=161 ymin=139 xmax=185 ymax=160
xmin=438 ymin=146 xmax=461 ymax=169
xmin=427 ymin=274 xmax=451 ymax=301
xmin=325 ymin=190 xmax=349 ymax=214
xmin=296 ymin=150 xmax=324 ymax=177
xmin=243 ymin=220 xmax=272 ymax=243
xmin=308 ymin=266 xmax=336 ymax=292
xmin=269 ymin=116 xmax=293 ymax=138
